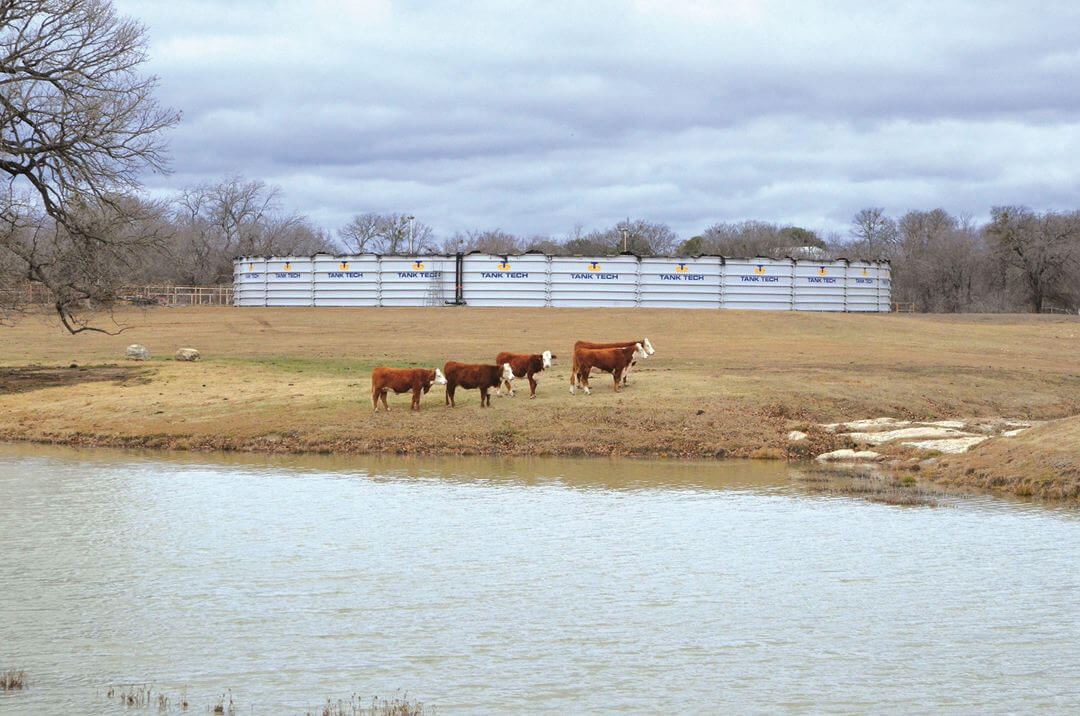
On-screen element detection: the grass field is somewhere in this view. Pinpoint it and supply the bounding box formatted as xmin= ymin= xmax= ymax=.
xmin=1 ymin=306 xmax=1079 ymax=499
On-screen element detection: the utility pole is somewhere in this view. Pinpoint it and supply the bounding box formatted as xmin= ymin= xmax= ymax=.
xmin=620 ymin=227 xmax=629 ymax=253
xmin=406 ymin=215 xmax=415 ymax=253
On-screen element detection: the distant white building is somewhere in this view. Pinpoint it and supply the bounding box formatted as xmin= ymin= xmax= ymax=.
xmin=781 ymin=245 xmax=830 ymax=260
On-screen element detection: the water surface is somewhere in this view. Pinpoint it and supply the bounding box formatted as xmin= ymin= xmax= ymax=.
xmin=1 ymin=444 xmax=1078 ymax=713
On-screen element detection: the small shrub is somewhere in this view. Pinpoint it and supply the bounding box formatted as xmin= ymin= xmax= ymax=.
xmin=1 ymin=668 xmax=26 ymax=691
xmin=311 ymin=693 xmax=428 ymax=716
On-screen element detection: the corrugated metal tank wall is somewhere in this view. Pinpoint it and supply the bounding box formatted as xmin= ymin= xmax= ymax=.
xmin=638 ymin=257 xmax=723 ymax=309
xmin=377 ymin=255 xmax=455 ymax=306
xmin=846 ymin=261 xmax=880 ymax=312
xmin=313 ymin=255 xmax=379 ymax=306
xmin=794 ymin=260 xmax=845 ymax=312
xmin=549 ymin=256 xmax=640 ymax=307
xmin=265 ymin=257 xmax=313 ymax=306
xmin=232 ymin=254 xmax=892 ymax=311
xmin=234 ymin=258 xmax=267 ymax=306
xmin=462 ymin=254 xmax=549 ymax=307
xmin=722 ymin=258 xmax=795 ymax=310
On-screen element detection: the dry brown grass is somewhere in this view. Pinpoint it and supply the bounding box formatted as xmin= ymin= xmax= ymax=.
xmin=920 ymin=416 xmax=1080 ymax=503
xmin=796 ymin=466 xmax=952 ymax=506
xmin=1 ymin=307 xmax=1079 ymax=469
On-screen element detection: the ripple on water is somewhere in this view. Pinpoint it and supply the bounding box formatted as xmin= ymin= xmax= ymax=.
xmin=1 ymin=444 xmax=1079 ymax=712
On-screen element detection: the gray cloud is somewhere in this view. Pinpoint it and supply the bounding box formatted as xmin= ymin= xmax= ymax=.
xmin=118 ymin=0 xmax=1080 ymax=241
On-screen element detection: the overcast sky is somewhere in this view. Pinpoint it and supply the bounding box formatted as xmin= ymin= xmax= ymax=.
xmin=113 ymin=0 xmax=1080 ymax=242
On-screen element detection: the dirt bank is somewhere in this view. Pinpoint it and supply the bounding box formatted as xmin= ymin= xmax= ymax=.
xmin=912 ymin=416 xmax=1080 ymax=502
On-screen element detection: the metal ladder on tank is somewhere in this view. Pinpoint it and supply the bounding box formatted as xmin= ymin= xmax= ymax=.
xmin=424 ymin=267 xmax=446 ymax=306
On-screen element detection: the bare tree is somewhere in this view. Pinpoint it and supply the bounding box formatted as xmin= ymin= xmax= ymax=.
xmin=893 ymin=209 xmax=984 ymax=312
xmin=443 ymin=228 xmax=522 ymax=254
xmin=849 ymin=208 xmax=899 ymax=259
xmin=0 ymin=0 xmax=180 ymax=332
xmin=339 ymin=212 xmax=382 ymax=253
xmin=170 ymin=176 xmax=334 ymax=284
xmin=523 ymin=235 xmax=566 ymax=255
xmin=696 ymin=220 xmax=786 ymax=257
xmin=339 ymin=212 xmax=434 ymax=254
xmin=987 ymin=206 xmax=1080 ymax=313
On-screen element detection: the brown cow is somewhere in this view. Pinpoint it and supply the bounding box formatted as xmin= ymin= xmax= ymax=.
xmin=444 ymin=361 xmax=515 ymax=407
xmin=371 ymin=366 xmax=447 ymax=412
xmin=494 ymin=350 xmax=555 ymax=398
xmin=570 ymin=337 xmax=654 ymax=391
xmin=571 ymin=342 xmax=647 ymax=395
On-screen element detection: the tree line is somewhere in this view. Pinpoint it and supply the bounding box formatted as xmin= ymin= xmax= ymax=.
xmin=7 ymin=169 xmax=1080 ymax=318
xmin=2 ymin=0 xmax=1077 ymax=333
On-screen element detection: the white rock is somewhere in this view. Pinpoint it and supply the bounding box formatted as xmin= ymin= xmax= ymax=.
xmin=845 ymin=426 xmax=974 ymax=445
xmin=815 ymin=449 xmax=883 ymax=462
xmin=174 ymin=348 xmax=201 ymax=361
xmin=1000 ymin=428 xmax=1027 ymax=438
xmin=901 ymin=436 xmax=989 ymax=454
xmin=837 ymin=417 xmax=910 ymax=432
xmin=125 ymin=344 xmax=151 ymax=361
xmin=787 ymin=430 xmax=808 ymax=442
xmin=924 ymin=420 xmax=968 ymax=429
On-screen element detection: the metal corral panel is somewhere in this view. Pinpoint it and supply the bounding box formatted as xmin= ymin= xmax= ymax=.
xmin=846 ymin=261 xmax=879 ymax=311
xmin=877 ymin=262 xmax=892 ymax=312
xmin=234 ymin=258 xmax=267 ymax=306
xmin=793 ymin=259 xmax=847 ymax=312
xmin=722 ymin=258 xmax=794 ymax=310
xmin=638 ymin=257 xmax=722 ymax=309
xmin=549 ymin=256 xmax=639 ymax=307
xmin=378 ymin=255 xmax=454 ymax=306
xmin=462 ymin=254 xmax=549 ymax=307
xmin=265 ymin=257 xmax=314 ymax=306
xmin=312 ymin=254 xmax=380 ymax=306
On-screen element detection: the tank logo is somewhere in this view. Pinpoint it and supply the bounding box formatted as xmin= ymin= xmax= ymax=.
xmin=862 ymin=269 xmax=869 ymax=277
xmin=413 ymin=261 xmax=425 ymax=270
xmin=818 ymin=266 xmax=827 ymax=276
xmin=755 ymin=265 xmax=767 ymax=275
xmin=283 ymin=262 xmax=292 ymax=271
xmin=339 ymin=261 xmax=350 ymax=271
xmin=676 ymin=263 xmax=688 ymax=273
xmin=588 ymin=262 xmax=601 ymax=271
xmin=247 ymin=263 xmax=255 ymax=272
xmin=482 ymin=265 xmax=529 ymax=278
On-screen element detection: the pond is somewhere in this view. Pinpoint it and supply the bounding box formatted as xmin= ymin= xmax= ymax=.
xmin=1 ymin=444 xmax=1078 ymax=712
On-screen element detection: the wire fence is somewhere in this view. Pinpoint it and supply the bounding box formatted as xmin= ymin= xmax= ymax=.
xmin=3 ymin=283 xmax=233 ymax=307
xmin=119 ymin=285 xmax=233 ymax=306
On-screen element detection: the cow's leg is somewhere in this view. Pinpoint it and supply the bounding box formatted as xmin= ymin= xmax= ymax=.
xmin=411 ymin=387 xmax=422 ymax=410
xmin=480 ymin=387 xmax=489 ymax=407
xmin=580 ymin=368 xmax=591 ymax=395
xmin=379 ymin=389 xmax=390 ymax=411
xmin=446 ymin=383 xmax=455 ymax=407
xmin=613 ymin=367 xmax=623 ymax=392
xmin=528 ymin=374 xmax=537 ymax=397
xmin=372 ymin=385 xmax=379 ymax=412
